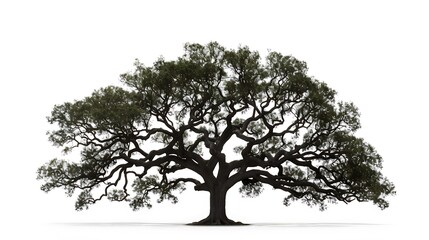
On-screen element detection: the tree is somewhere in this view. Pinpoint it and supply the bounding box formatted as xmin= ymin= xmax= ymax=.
xmin=37 ymin=42 xmax=395 ymax=225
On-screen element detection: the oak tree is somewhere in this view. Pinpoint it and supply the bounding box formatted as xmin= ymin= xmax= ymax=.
xmin=37 ymin=42 xmax=395 ymax=225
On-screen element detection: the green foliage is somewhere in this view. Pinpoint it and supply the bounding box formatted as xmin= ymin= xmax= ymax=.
xmin=130 ymin=175 xmax=185 ymax=211
xmin=47 ymin=86 xmax=148 ymax=156
xmin=239 ymin=181 xmax=264 ymax=198
xmin=130 ymin=175 xmax=185 ymax=210
xmin=107 ymin=189 xmax=127 ymax=202
xmin=75 ymin=190 xmax=93 ymax=211
xmin=36 ymin=158 xmax=96 ymax=196
xmin=49 ymin=86 xmax=146 ymax=130
xmin=283 ymin=166 xmax=306 ymax=180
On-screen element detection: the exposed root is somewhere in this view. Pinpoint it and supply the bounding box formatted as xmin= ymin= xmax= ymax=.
xmin=188 ymin=216 xmax=246 ymax=226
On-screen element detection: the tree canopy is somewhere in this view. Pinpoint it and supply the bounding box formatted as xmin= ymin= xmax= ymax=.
xmin=37 ymin=42 xmax=395 ymax=225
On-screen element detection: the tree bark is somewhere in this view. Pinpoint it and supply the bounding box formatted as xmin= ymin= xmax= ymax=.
xmin=190 ymin=184 xmax=243 ymax=225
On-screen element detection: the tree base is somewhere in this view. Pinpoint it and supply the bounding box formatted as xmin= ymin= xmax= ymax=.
xmin=188 ymin=217 xmax=246 ymax=226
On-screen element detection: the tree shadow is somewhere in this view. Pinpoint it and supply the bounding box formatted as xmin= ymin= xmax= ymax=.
xmin=55 ymin=222 xmax=185 ymax=227
xmin=55 ymin=222 xmax=383 ymax=228
xmin=253 ymin=222 xmax=383 ymax=228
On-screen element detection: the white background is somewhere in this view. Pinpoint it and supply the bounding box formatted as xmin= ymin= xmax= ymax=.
xmin=1 ymin=0 xmax=428 ymax=239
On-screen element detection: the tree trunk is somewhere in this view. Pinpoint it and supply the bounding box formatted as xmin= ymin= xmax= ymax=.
xmin=190 ymin=185 xmax=243 ymax=225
